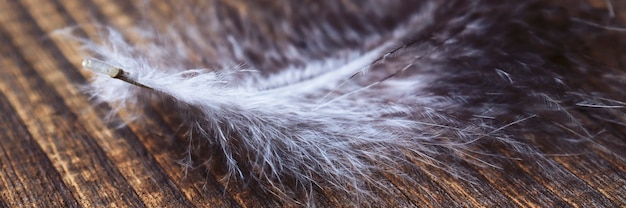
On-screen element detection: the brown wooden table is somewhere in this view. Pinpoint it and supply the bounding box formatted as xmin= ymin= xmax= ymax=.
xmin=0 ymin=0 xmax=624 ymax=207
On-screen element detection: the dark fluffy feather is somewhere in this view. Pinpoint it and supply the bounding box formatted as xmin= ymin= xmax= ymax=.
xmin=68 ymin=0 xmax=626 ymax=206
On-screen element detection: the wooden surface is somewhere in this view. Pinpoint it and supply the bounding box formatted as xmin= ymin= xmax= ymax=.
xmin=0 ymin=0 xmax=625 ymax=207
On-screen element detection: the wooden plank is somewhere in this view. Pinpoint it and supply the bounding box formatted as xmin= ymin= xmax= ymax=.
xmin=0 ymin=27 xmax=144 ymax=207
xmin=504 ymin=140 xmax=617 ymax=207
xmin=0 ymin=92 xmax=79 ymax=207
xmin=0 ymin=0 xmax=202 ymax=207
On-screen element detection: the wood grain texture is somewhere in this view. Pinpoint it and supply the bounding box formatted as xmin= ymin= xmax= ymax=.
xmin=0 ymin=0 xmax=624 ymax=207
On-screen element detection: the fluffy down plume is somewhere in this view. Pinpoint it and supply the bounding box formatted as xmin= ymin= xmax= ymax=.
xmin=66 ymin=0 xmax=625 ymax=206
